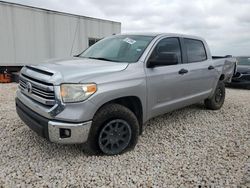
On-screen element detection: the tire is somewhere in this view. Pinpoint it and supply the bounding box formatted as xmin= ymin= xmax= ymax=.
xmin=84 ymin=103 xmax=139 ymax=155
xmin=204 ymin=81 xmax=225 ymax=110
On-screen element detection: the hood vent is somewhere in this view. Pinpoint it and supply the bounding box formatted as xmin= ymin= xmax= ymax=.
xmin=26 ymin=66 xmax=54 ymax=76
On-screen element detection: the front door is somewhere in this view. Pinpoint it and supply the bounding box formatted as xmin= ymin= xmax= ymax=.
xmin=145 ymin=37 xmax=189 ymax=119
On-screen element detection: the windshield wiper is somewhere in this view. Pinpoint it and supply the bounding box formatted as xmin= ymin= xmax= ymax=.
xmin=88 ymin=57 xmax=114 ymax=62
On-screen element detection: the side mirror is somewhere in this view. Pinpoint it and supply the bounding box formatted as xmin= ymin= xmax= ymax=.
xmin=147 ymin=52 xmax=178 ymax=68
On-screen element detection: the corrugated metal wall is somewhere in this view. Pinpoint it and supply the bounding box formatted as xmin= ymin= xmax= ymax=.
xmin=0 ymin=1 xmax=121 ymax=66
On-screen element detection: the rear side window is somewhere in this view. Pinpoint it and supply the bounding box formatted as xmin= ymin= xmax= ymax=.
xmin=184 ymin=39 xmax=207 ymax=63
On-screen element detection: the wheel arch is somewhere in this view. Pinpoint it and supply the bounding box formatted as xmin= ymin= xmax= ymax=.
xmin=93 ymin=96 xmax=144 ymax=134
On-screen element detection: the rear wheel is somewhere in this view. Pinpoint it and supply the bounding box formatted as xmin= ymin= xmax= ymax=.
xmin=204 ymin=81 xmax=225 ymax=110
xmin=84 ymin=103 xmax=139 ymax=155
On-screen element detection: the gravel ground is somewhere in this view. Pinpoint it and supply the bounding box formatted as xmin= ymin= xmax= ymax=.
xmin=0 ymin=83 xmax=249 ymax=187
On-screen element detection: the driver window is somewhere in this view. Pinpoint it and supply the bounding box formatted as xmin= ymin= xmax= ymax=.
xmin=149 ymin=38 xmax=182 ymax=64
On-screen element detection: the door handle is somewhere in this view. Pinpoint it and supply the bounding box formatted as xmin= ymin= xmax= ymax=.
xmin=208 ymin=65 xmax=215 ymax=70
xmin=178 ymin=68 xmax=188 ymax=75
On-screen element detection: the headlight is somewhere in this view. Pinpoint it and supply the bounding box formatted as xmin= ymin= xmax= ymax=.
xmin=60 ymin=83 xmax=97 ymax=103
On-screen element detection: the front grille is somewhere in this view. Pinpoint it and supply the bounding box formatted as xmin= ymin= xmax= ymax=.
xmin=233 ymin=72 xmax=250 ymax=81
xmin=19 ymin=73 xmax=56 ymax=106
xmin=241 ymin=74 xmax=250 ymax=81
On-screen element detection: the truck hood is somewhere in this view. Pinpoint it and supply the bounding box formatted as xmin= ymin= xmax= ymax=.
xmin=30 ymin=57 xmax=129 ymax=84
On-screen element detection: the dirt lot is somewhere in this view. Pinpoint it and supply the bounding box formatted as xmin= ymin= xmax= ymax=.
xmin=0 ymin=83 xmax=249 ymax=187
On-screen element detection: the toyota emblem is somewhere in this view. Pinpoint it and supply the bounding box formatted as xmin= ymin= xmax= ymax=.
xmin=26 ymin=82 xmax=32 ymax=93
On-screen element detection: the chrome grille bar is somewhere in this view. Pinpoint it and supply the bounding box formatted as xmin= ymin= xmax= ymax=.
xmin=20 ymin=74 xmax=54 ymax=92
xmin=19 ymin=72 xmax=56 ymax=106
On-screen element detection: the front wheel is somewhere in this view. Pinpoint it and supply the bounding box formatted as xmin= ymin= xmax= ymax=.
xmin=98 ymin=119 xmax=132 ymax=155
xmin=204 ymin=81 xmax=225 ymax=110
xmin=84 ymin=103 xmax=139 ymax=155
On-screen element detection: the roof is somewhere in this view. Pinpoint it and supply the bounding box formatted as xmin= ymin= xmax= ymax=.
xmin=119 ymin=32 xmax=205 ymax=40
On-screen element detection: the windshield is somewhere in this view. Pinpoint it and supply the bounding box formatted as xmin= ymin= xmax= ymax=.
xmin=79 ymin=35 xmax=154 ymax=63
xmin=237 ymin=57 xmax=250 ymax=66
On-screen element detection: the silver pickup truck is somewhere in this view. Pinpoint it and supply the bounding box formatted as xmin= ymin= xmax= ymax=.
xmin=16 ymin=33 xmax=236 ymax=155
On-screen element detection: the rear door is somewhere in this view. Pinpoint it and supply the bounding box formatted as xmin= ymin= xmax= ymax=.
xmin=180 ymin=38 xmax=216 ymax=97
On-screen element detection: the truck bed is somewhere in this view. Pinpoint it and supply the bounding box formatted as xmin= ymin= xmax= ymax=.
xmin=212 ymin=56 xmax=237 ymax=83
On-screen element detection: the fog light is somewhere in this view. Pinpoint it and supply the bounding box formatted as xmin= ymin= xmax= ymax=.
xmin=60 ymin=128 xmax=71 ymax=138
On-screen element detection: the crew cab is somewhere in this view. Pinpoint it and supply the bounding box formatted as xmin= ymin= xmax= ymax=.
xmin=16 ymin=33 xmax=236 ymax=155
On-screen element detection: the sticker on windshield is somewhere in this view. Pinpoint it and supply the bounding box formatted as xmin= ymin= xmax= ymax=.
xmin=123 ymin=38 xmax=136 ymax=45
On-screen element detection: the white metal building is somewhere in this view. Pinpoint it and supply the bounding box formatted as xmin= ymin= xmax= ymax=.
xmin=0 ymin=1 xmax=121 ymax=66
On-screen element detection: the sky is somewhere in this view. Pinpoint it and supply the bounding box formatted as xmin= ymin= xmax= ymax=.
xmin=4 ymin=0 xmax=250 ymax=56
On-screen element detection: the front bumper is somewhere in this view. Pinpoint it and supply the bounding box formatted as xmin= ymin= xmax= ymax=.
xmin=228 ymin=78 xmax=250 ymax=88
xmin=16 ymin=98 xmax=92 ymax=144
xmin=229 ymin=81 xmax=250 ymax=87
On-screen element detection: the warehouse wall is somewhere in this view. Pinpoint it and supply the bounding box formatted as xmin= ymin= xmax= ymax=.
xmin=0 ymin=1 xmax=121 ymax=66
